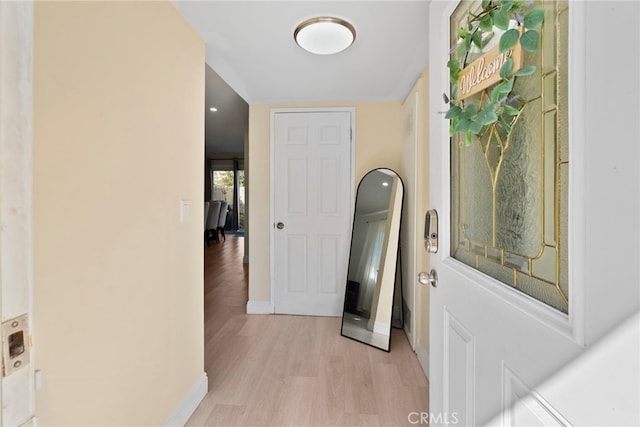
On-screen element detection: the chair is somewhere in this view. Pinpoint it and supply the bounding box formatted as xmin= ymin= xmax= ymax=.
xmin=217 ymin=201 xmax=228 ymax=242
xmin=205 ymin=201 xmax=221 ymax=246
xmin=204 ymin=201 xmax=210 ymax=245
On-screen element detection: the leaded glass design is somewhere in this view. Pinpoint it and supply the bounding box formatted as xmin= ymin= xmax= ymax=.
xmin=450 ymin=0 xmax=569 ymax=313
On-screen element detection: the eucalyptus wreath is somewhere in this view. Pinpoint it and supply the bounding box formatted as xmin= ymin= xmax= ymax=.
xmin=444 ymin=0 xmax=544 ymax=146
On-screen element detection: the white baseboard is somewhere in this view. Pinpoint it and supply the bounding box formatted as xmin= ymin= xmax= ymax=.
xmin=243 ymin=255 xmax=249 ymax=264
xmin=246 ymin=300 xmax=273 ymax=314
xmin=415 ymin=342 xmax=429 ymax=381
xmin=164 ymin=372 xmax=208 ymax=427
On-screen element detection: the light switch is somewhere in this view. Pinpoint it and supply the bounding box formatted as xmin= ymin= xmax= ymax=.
xmin=180 ymin=200 xmax=190 ymax=224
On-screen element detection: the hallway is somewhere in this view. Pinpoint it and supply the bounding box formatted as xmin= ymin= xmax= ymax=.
xmin=187 ymin=236 xmax=428 ymax=426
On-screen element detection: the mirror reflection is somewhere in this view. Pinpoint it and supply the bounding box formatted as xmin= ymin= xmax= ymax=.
xmin=341 ymin=168 xmax=404 ymax=351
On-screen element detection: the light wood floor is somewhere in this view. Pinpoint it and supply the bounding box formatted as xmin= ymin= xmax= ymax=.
xmin=186 ymin=235 xmax=429 ymax=426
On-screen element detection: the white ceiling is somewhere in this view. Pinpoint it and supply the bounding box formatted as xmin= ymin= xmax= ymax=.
xmin=176 ymin=0 xmax=431 ymax=154
xmin=357 ymin=169 xmax=397 ymax=215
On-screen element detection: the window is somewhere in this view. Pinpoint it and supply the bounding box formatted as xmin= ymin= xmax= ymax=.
xmin=210 ymin=159 xmax=245 ymax=232
xmin=450 ymin=1 xmax=569 ymax=313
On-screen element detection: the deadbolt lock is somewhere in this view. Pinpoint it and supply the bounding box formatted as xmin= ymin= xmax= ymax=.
xmin=424 ymin=209 xmax=438 ymax=253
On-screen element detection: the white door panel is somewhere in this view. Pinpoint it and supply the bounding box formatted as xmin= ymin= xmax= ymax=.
xmin=492 ymin=312 xmax=639 ymax=427
xmin=428 ymin=1 xmax=639 ymax=425
xmin=442 ymin=309 xmax=475 ymax=427
xmin=273 ymin=110 xmax=352 ymax=316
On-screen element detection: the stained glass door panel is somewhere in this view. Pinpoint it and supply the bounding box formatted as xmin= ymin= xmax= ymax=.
xmin=450 ymin=0 xmax=569 ymax=313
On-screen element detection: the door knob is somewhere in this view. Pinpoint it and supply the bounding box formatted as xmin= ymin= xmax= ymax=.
xmin=418 ymin=269 xmax=438 ymax=287
xmin=276 ymin=222 xmax=285 ymax=230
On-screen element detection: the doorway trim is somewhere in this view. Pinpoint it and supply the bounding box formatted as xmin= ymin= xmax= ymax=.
xmin=0 ymin=1 xmax=35 ymax=425
xmin=269 ymin=107 xmax=356 ymax=314
xmin=401 ymin=81 xmax=420 ymax=350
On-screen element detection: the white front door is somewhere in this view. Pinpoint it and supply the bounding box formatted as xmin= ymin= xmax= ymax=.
xmin=428 ymin=1 xmax=639 ymax=426
xmin=0 ymin=2 xmax=35 ymax=426
xmin=273 ymin=110 xmax=353 ymax=316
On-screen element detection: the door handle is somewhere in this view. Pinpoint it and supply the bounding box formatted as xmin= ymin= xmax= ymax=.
xmin=418 ymin=269 xmax=438 ymax=287
xmin=276 ymin=222 xmax=285 ymax=230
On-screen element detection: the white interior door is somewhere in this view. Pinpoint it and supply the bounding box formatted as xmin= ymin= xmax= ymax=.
xmin=0 ymin=2 xmax=35 ymax=426
xmin=428 ymin=1 xmax=639 ymax=426
xmin=273 ymin=110 xmax=353 ymax=316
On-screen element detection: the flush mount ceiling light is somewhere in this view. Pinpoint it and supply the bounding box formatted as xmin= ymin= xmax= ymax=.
xmin=294 ymin=17 xmax=356 ymax=55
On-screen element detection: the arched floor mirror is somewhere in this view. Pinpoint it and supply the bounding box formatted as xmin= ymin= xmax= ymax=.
xmin=340 ymin=168 xmax=404 ymax=351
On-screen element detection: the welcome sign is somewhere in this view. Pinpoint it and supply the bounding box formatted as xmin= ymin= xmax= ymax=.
xmin=456 ymin=42 xmax=523 ymax=100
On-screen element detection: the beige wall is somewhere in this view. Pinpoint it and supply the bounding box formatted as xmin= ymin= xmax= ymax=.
xmin=248 ymin=102 xmax=402 ymax=304
xmin=33 ymin=2 xmax=204 ymax=425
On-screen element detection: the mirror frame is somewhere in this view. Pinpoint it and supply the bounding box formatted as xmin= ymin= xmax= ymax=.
xmin=340 ymin=168 xmax=404 ymax=352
